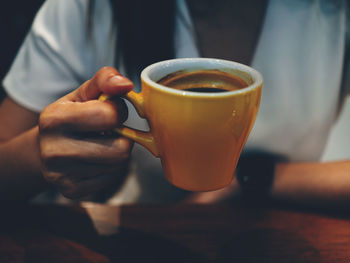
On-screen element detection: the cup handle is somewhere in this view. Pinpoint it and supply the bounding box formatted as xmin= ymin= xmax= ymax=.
xmin=98 ymin=92 xmax=159 ymax=157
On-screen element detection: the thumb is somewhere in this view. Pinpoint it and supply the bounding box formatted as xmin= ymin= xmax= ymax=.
xmin=71 ymin=67 xmax=133 ymax=102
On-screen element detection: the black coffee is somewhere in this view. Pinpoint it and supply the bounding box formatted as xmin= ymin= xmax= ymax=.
xmin=157 ymin=69 xmax=248 ymax=93
xmin=184 ymin=87 xmax=228 ymax=93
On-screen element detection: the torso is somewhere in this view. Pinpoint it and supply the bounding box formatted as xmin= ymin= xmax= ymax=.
xmin=186 ymin=0 xmax=268 ymax=65
xmin=187 ymin=0 xmax=347 ymax=161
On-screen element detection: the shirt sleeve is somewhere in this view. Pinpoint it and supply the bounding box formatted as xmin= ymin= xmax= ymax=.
xmin=341 ymin=6 xmax=350 ymax=98
xmin=2 ymin=0 xmax=115 ymax=112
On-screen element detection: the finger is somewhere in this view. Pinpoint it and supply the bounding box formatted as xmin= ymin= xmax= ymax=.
xmin=59 ymin=171 xmax=127 ymax=199
xmin=39 ymin=97 xmax=128 ymax=132
xmin=67 ymin=67 xmax=133 ymax=102
xmin=72 ymin=161 xmax=129 ymax=182
xmin=40 ymin=134 xmax=133 ymax=166
xmin=44 ymin=159 xmax=130 ymax=182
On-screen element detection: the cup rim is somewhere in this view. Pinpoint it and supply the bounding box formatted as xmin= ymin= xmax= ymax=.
xmin=141 ymin=58 xmax=263 ymax=97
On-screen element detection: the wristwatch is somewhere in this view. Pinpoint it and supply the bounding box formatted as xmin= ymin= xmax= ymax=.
xmin=236 ymin=151 xmax=285 ymax=201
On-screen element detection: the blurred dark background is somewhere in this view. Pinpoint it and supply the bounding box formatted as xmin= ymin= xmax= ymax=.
xmin=0 ymin=0 xmax=45 ymax=102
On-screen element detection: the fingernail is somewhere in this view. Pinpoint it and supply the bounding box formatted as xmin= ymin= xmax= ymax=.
xmin=109 ymin=75 xmax=133 ymax=87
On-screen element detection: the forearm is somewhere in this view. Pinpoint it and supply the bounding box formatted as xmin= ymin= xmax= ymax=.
xmin=0 ymin=126 xmax=47 ymax=201
xmin=185 ymin=160 xmax=350 ymax=209
xmin=271 ymin=160 xmax=350 ymax=208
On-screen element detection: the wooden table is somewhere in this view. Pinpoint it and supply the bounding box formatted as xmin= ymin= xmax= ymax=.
xmin=1 ymin=201 xmax=350 ymax=263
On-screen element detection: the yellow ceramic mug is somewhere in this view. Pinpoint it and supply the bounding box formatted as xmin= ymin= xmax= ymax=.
xmin=101 ymin=58 xmax=263 ymax=191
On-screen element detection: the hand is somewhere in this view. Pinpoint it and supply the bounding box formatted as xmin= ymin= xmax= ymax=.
xmin=38 ymin=67 xmax=134 ymax=199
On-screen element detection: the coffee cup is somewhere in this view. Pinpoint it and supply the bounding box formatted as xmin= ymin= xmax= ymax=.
xmin=101 ymin=58 xmax=263 ymax=191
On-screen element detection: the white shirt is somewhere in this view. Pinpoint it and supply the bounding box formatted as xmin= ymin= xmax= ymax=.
xmin=249 ymin=0 xmax=347 ymax=161
xmin=2 ymin=0 xmax=349 ymax=202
